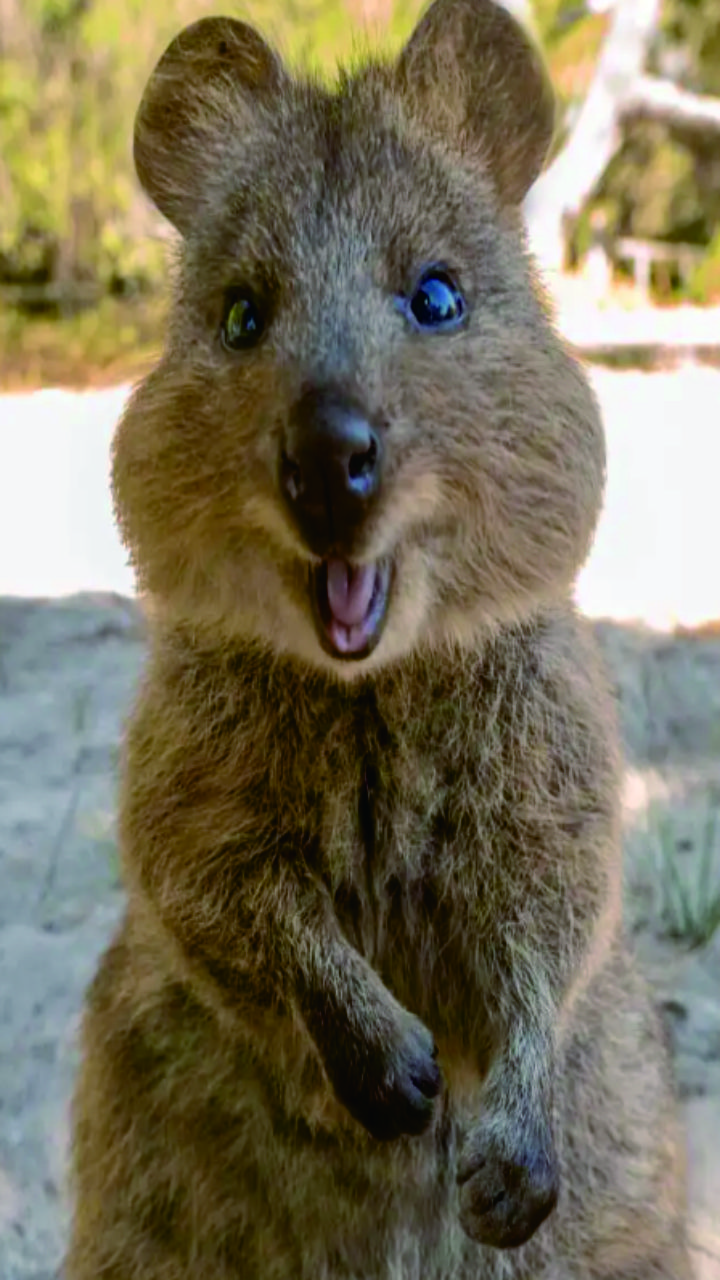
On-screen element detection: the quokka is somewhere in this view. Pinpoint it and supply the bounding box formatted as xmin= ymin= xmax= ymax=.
xmin=67 ymin=2 xmax=690 ymax=1277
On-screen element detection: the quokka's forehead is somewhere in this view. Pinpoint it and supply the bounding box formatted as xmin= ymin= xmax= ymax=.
xmin=219 ymin=98 xmax=436 ymax=209
xmin=198 ymin=91 xmax=500 ymax=283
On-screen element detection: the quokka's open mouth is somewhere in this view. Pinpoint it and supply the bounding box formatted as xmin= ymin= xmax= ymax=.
xmin=310 ymin=558 xmax=392 ymax=660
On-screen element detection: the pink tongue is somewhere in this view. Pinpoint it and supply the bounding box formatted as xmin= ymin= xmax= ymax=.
xmin=326 ymin=559 xmax=376 ymax=626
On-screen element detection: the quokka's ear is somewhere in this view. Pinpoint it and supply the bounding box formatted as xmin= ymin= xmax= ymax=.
xmin=396 ymin=0 xmax=555 ymax=206
xmin=134 ymin=17 xmax=284 ymax=236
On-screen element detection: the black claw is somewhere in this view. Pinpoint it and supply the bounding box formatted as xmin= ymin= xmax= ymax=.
xmin=412 ymin=1056 xmax=441 ymax=1098
xmin=458 ymin=1140 xmax=559 ymax=1250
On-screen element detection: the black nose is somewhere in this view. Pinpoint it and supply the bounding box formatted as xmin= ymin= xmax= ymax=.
xmin=280 ymin=388 xmax=383 ymax=555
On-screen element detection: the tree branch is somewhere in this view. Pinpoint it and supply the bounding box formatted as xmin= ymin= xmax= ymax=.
xmin=623 ymin=75 xmax=720 ymax=137
xmin=525 ymin=0 xmax=662 ymax=272
xmin=520 ymin=0 xmax=720 ymax=277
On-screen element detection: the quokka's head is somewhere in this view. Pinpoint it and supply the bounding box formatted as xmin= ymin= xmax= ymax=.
xmin=114 ymin=0 xmax=605 ymax=678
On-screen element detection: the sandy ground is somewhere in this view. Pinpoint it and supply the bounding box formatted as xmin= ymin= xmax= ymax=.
xmin=0 ymin=366 xmax=719 ymax=1277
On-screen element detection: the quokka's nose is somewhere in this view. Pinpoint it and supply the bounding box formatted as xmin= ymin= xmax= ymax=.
xmin=280 ymin=388 xmax=383 ymax=556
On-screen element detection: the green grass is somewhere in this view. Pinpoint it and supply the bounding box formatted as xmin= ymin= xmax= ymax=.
xmin=652 ymin=804 xmax=720 ymax=948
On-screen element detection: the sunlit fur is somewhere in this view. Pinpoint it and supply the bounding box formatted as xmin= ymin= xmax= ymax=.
xmin=68 ymin=3 xmax=689 ymax=1278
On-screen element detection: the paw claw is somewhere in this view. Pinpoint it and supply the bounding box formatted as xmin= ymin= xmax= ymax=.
xmin=329 ymin=1013 xmax=442 ymax=1142
xmin=458 ymin=1132 xmax=558 ymax=1250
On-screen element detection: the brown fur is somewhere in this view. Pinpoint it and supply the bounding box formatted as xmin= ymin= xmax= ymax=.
xmin=67 ymin=2 xmax=690 ymax=1276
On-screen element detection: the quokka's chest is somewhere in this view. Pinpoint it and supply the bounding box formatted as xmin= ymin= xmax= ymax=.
xmin=311 ymin=727 xmax=504 ymax=1018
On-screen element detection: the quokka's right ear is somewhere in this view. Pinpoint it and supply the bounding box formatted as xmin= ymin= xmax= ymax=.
xmin=134 ymin=17 xmax=284 ymax=236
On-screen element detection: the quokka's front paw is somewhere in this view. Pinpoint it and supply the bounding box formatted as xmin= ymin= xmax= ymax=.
xmin=326 ymin=1007 xmax=442 ymax=1142
xmin=457 ymin=1121 xmax=559 ymax=1250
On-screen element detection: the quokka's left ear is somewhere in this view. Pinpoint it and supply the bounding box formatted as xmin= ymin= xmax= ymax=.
xmin=395 ymin=0 xmax=555 ymax=206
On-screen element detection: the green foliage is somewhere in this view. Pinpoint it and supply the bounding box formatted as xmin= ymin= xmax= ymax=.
xmin=593 ymin=124 xmax=709 ymax=242
xmin=661 ymin=0 xmax=720 ymax=94
xmin=594 ymin=1 xmax=720 ymax=289
xmin=543 ymin=9 xmax=608 ymax=105
xmin=1 ymin=0 xmax=166 ymax=286
xmin=689 ymin=227 xmax=720 ymax=302
xmin=653 ymin=804 xmax=720 ymax=948
xmin=0 ymin=0 xmax=426 ymax=295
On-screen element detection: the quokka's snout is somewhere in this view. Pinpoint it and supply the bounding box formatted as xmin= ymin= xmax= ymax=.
xmin=280 ymin=386 xmax=385 ymax=559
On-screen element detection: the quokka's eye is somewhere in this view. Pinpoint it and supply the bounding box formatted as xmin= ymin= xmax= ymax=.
xmin=407 ymin=268 xmax=465 ymax=332
xmin=220 ymin=291 xmax=266 ymax=351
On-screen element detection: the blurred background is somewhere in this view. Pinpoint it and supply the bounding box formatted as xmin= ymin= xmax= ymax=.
xmin=0 ymin=3 xmax=719 ymax=1279
xmin=1 ymin=0 xmax=720 ymax=384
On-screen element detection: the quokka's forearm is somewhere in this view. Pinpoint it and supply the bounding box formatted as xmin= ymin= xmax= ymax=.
xmin=122 ymin=815 xmax=442 ymax=1138
xmin=123 ymin=824 xmax=357 ymax=1013
xmin=467 ymin=818 xmax=620 ymax=1100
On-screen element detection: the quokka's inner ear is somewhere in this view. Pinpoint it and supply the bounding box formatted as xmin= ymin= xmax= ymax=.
xmin=395 ymin=0 xmax=555 ymax=207
xmin=134 ymin=16 xmax=284 ymax=236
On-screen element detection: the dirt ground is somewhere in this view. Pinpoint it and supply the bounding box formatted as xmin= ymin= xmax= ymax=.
xmin=0 ymin=356 xmax=719 ymax=1277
